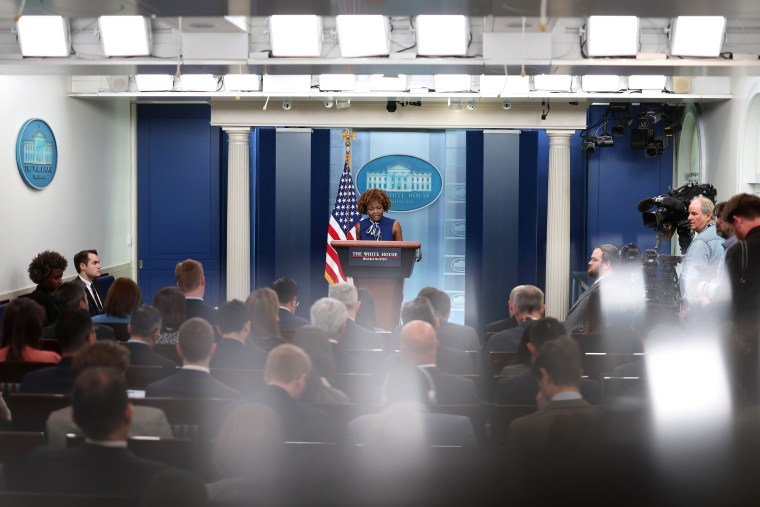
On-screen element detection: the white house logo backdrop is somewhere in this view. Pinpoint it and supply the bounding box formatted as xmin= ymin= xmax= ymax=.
xmin=16 ymin=119 xmax=58 ymax=190
xmin=356 ymin=155 xmax=443 ymax=212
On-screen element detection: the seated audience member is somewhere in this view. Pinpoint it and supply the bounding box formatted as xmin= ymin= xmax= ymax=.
xmin=271 ymin=277 xmax=309 ymax=331
xmin=388 ymin=297 xmax=477 ymax=376
xmin=207 ymin=403 xmax=285 ymax=505
xmin=292 ymin=326 xmax=350 ymax=404
xmin=245 ymin=288 xmax=286 ymax=351
xmin=175 ymin=259 xmax=217 ymax=326
xmin=227 ymin=344 xmax=331 ymax=442
xmin=484 ymin=286 xmax=521 ymax=340
xmin=46 ymin=341 xmax=173 ymax=447
xmin=484 ymin=285 xmax=544 ymax=357
xmin=328 ymin=283 xmax=382 ymax=349
xmin=211 ymin=300 xmax=268 ymax=370
xmin=398 ymin=320 xmax=478 ymax=405
xmin=72 ymin=249 xmax=105 ymax=317
xmin=20 ymin=310 xmax=95 ymax=394
xmin=494 ymin=318 xmax=600 ymax=405
xmin=347 ymin=365 xmax=476 ymax=447
xmin=47 ymin=282 xmax=115 ymax=341
xmin=92 ymin=277 xmax=142 ymax=325
xmin=125 ymin=305 xmax=177 ymax=368
xmin=23 ymin=367 xmax=169 ymax=501
xmin=499 ymin=319 xmax=565 ymax=378
xmin=141 ymin=469 xmax=208 ymax=507
xmin=146 ymin=318 xmax=240 ymax=399
xmin=418 ymin=287 xmax=479 ymax=352
xmin=153 ymin=287 xmax=187 ymax=345
xmin=311 ymin=297 xmax=371 ymax=374
xmin=0 ymin=298 xmax=61 ymax=363
xmin=355 ymin=287 xmax=377 ymax=330
xmin=508 ymin=337 xmax=602 ymax=449
xmin=26 ymin=250 xmax=67 ymax=325
xmin=564 ymin=244 xmax=619 ymax=335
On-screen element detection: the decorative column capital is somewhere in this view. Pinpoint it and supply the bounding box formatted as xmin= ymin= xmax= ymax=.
xmin=223 ymin=126 xmax=251 ymax=141
xmin=545 ymin=130 xmax=575 ymax=145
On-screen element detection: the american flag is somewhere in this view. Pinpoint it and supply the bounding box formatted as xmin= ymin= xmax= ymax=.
xmin=325 ymin=155 xmax=361 ymax=284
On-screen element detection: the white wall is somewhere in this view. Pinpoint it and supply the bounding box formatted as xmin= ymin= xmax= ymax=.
xmin=700 ymin=74 xmax=760 ymax=198
xmin=0 ymin=76 xmax=131 ymax=296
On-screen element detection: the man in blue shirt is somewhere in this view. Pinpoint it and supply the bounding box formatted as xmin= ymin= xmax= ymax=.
xmin=680 ymin=195 xmax=724 ymax=303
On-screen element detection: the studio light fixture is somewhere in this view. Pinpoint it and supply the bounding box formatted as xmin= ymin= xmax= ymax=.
xmin=386 ymin=99 xmax=397 ymax=113
xmin=282 ymin=98 xmax=293 ymax=110
xmin=262 ymin=74 xmax=312 ymax=93
xmin=416 ymin=15 xmax=469 ymax=56
xmin=134 ymin=74 xmax=174 ymax=91
xmin=581 ymin=75 xmax=622 ymax=92
xmin=336 ymin=99 xmax=352 ymax=109
xmin=98 ymin=16 xmax=151 ymax=56
xmin=17 ymin=16 xmax=71 ymax=57
xmin=269 ymin=15 xmax=322 ymax=57
xmin=434 ymin=74 xmax=472 ymax=93
xmin=534 ymin=74 xmax=573 ymax=92
xmin=466 ymin=99 xmax=476 ymax=110
xmin=318 ymin=74 xmax=357 ymax=91
xmin=224 ymin=74 xmax=261 ymax=92
xmin=670 ymin=16 xmax=726 ymax=57
xmin=369 ymin=75 xmax=408 ymax=92
xmin=336 ymin=15 xmax=390 ymax=57
xmin=585 ymin=16 xmax=639 ymax=57
xmin=480 ymin=75 xmax=531 ymax=96
xmin=628 ymin=75 xmax=667 ymax=90
xmin=178 ymin=74 xmax=219 ymax=92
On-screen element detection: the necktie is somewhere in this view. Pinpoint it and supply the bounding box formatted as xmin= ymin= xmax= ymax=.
xmin=91 ymin=285 xmax=103 ymax=311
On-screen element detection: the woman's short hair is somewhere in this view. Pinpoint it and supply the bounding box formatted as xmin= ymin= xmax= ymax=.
xmin=152 ymin=287 xmax=187 ymax=330
xmin=357 ymin=188 xmax=392 ymax=214
xmin=28 ymin=250 xmax=68 ymax=285
xmin=102 ymin=278 xmax=142 ymax=318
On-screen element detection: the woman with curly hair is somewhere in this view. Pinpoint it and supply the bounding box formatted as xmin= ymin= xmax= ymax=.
xmin=0 ymin=298 xmax=61 ymax=363
xmin=245 ymin=288 xmax=285 ymax=352
xmin=354 ymin=188 xmax=403 ymax=241
xmin=27 ymin=250 xmax=68 ymax=325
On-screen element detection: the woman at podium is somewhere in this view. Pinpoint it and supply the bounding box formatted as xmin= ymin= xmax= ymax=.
xmin=355 ymin=188 xmax=403 ymax=241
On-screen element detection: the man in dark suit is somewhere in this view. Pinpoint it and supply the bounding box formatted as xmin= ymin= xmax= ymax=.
xmin=175 ymin=259 xmax=217 ymax=327
xmin=418 ymin=287 xmax=480 ymax=352
xmin=124 ymin=305 xmax=177 ymax=369
xmin=328 ymin=282 xmax=382 ymax=350
xmin=227 ymin=343 xmax=332 ymax=442
xmin=484 ymin=285 xmax=521 ymax=340
xmin=21 ymin=310 xmax=96 ymax=394
xmin=71 ymin=249 xmax=104 ymax=317
xmin=24 ymin=367 xmax=169 ymax=501
xmin=387 ymin=297 xmax=478 ymax=376
xmin=272 ymin=276 xmax=310 ymax=331
xmin=146 ymin=318 xmax=239 ymax=399
xmin=564 ymin=244 xmax=618 ymax=334
xmin=210 ymin=300 xmax=268 ymax=370
xmin=399 ymin=320 xmax=478 ymax=405
xmin=46 ymin=281 xmax=115 ymax=341
xmin=508 ymin=337 xmax=602 ymax=449
xmin=310 ymin=297 xmax=373 ymax=374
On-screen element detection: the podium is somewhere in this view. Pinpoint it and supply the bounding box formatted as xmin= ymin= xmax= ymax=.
xmin=331 ymin=240 xmax=421 ymax=331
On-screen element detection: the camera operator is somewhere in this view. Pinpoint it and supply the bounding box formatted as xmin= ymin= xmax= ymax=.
xmin=680 ymin=196 xmax=724 ymax=306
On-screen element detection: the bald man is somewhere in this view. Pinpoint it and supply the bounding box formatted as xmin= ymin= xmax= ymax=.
xmin=398 ymin=320 xmax=479 ymax=405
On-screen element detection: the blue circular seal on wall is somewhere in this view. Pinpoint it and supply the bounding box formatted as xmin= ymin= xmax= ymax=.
xmin=16 ymin=119 xmax=58 ymax=190
xmin=356 ymin=155 xmax=443 ymax=212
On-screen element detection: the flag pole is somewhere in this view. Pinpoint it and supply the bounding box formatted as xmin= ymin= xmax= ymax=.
xmin=341 ymin=128 xmax=357 ymax=166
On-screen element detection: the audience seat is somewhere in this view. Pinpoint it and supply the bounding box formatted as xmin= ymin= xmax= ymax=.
xmin=0 ymin=431 xmax=46 ymax=490
xmin=332 ymin=373 xmax=381 ymax=404
xmin=92 ymin=275 xmax=115 ymax=301
xmin=1 ymin=383 xmax=21 ymax=399
xmin=489 ymin=404 xmax=537 ymax=449
xmin=0 ymin=362 xmax=56 ymax=384
xmin=431 ymin=404 xmax=487 ymax=446
xmin=489 ymin=352 xmax=519 ymax=379
xmin=582 ymin=352 xmax=645 ymax=380
xmin=6 ymin=394 xmax=70 ymax=431
xmin=99 ymin=323 xmax=129 ymax=342
xmin=0 ymin=492 xmax=130 ymax=507
xmin=152 ymin=344 xmax=181 ymax=364
xmin=66 ymin=434 xmax=197 ymax=472
xmin=600 ymin=375 xmax=644 ymax=405
xmin=132 ymin=397 xmax=232 ymax=428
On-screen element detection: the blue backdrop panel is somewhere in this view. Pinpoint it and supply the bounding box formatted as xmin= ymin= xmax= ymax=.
xmin=137 ymin=104 xmax=222 ymax=307
xmin=585 ymin=105 xmax=674 ymax=257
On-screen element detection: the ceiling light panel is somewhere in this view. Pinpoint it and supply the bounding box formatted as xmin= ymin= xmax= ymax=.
xmin=179 ymin=74 xmax=219 ymax=91
xmin=369 ymin=75 xmax=408 ymax=91
xmin=17 ymin=16 xmax=71 ymax=57
xmin=99 ymin=16 xmax=151 ymax=57
xmin=269 ymin=15 xmax=323 ymax=57
xmin=416 ymin=15 xmax=469 ymax=56
xmin=628 ymin=75 xmax=667 ymax=90
xmin=263 ymin=74 xmax=313 ymax=93
xmin=670 ymin=16 xmax=726 ymax=57
xmin=586 ymin=16 xmax=639 ymax=57
xmin=336 ymin=15 xmax=390 ymax=57
xmin=319 ymin=74 xmax=357 ymax=91
xmin=480 ymin=75 xmax=531 ymax=96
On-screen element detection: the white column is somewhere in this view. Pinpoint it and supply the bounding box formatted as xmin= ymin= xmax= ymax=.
xmin=545 ymin=130 xmax=574 ymax=321
xmin=224 ymin=127 xmax=251 ymax=301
